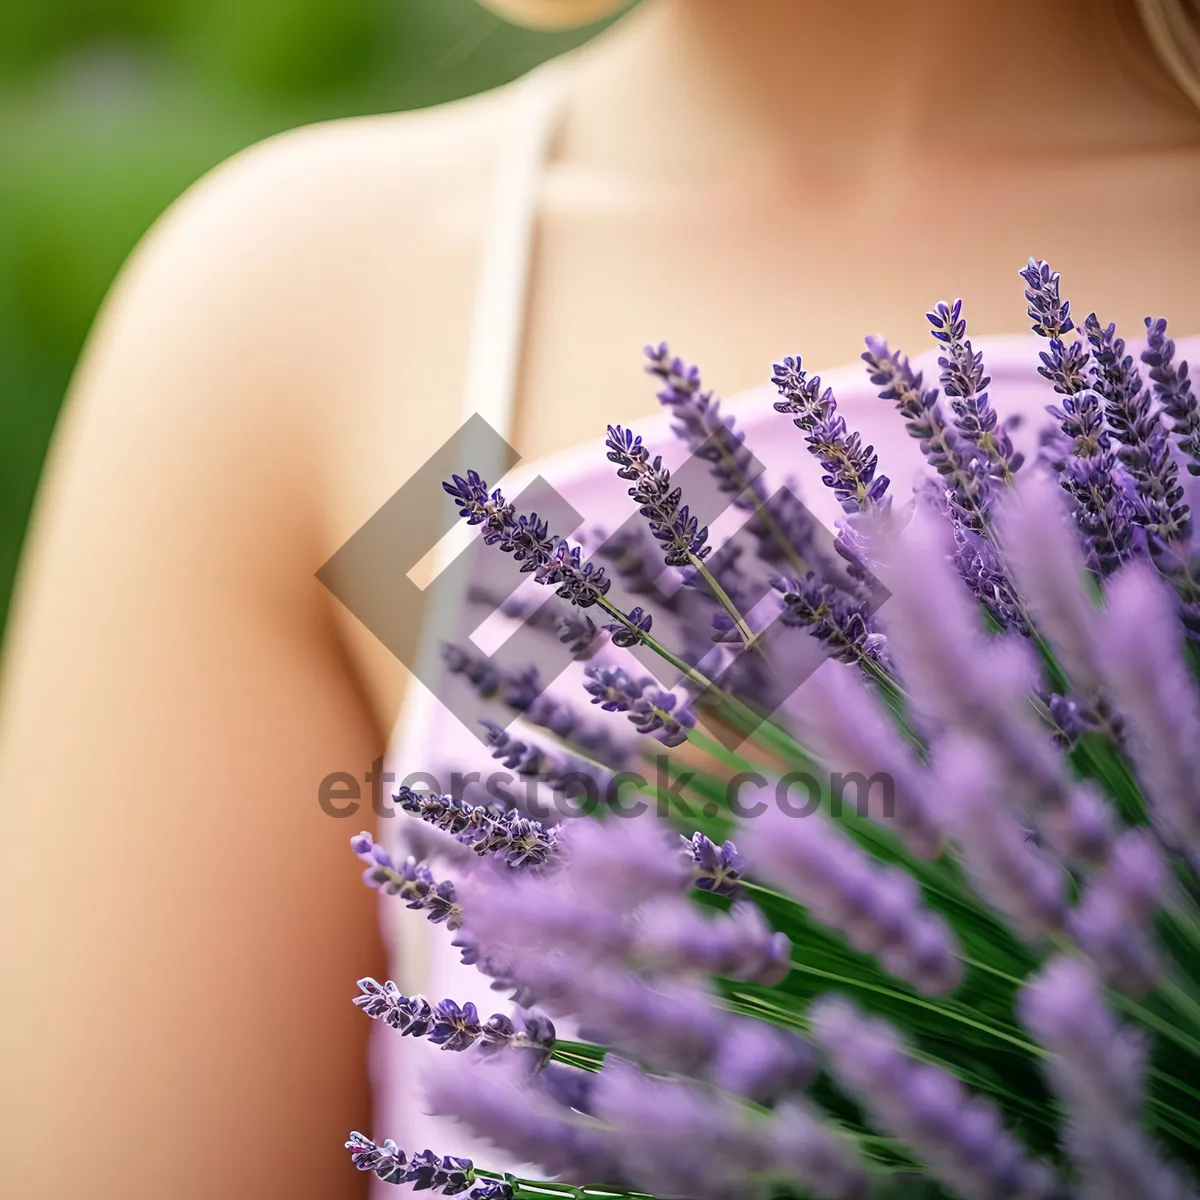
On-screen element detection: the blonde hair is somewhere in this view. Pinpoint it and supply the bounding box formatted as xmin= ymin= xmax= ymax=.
xmin=483 ymin=0 xmax=1200 ymax=113
xmin=477 ymin=0 xmax=627 ymax=30
xmin=1134 ymin=0 xmax=1200 ymax=110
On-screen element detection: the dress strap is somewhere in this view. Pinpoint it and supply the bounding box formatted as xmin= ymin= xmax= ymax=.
xmin=458 ymin=60 xmax=569 ymax=441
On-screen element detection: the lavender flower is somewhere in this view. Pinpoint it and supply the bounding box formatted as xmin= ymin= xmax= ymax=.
xmin=772 ymin=356 xmax=891 ymax=514
xmin=1143 ymin=316 xmax=1200 ymax=477
xmin=1098 ymin=562 xmax=1200 ymax=852
xmin=590 ymin=1062 xmax=759 ymax=1200
xmin=423 ymin=1053 xmax=620 ymax=1184
xmin=350 ymin=832 xmax=462 ymax=928
xmin=1069 ymin=830 xmax=1165 ymax=997
xmin=791 ymin=662 xmax=944 ymax=859
xmin=442 ymin=643 xmax=626 ymax=766
xmin=1052 ymin=395 xmax=1135 ymax=576
xmin=603 ymin=604 xmax=653 ymax=648
xmin=353 ymin=978 xmax=556 ymax=1059
xmin=646 ymin=343 xmax=816 ymax=576
xmin=883 ymin=517 xmax=1111 ymax=861
xmin=479 ymin=721 xmax=613 ymax=811
xmin=605 ymin=424 xmax=712 ymax=566
xmin=933 ymin=739 xmax=1067 ymax=944
xmin=766 ymin=1101 xmax=872 ymax=1200
xmin=862 ymin=335 xmax=986 ymax=525
xmin=812 ymin=997 xmax=1056 ymax=1200
xmin=396 ymin=785 xmax=559 ymax=868
xmin=591 ymin=1060 xmax=868 ymax=1200
xmin=682 ymin=831 xmax=742 ymax=896
xmin=560 ymin=817 xmax=693 ymax=908
xmin=444 ymin=474 xmax=612 ymax=610
xmin=344 ymin=1133 xmax=485 ymax=1195
xmin=1085 ymin=312 xmax=1191 ymax=550
xmin=593 ymin=526 xmax=675 ymax=600
xmin=709 ymin=1020 xmax=818 ymax=1103
xmin=1019 ymin=957 xmax=1145 ymax=1120
xmin=536 ymin=538 xmax=612 ymax=608
xmin=928 ymin=299 xmax=1024 ymax=483
xmin=775 ymin=575 xmax=888 ymax=666
xmin=645 ymin=342 xmax=763 ymax=506
xmin=1019 ymin=259 xmax=1135 ymax=573
xmin=1019 ymin=958 xmax=1195 ymax=1200
xmin=582 ymin=664 xmax=695 ymax=747
xmin=1063 ymin=1122 xmax=1200 ymax=1200
xmin=996 ymin=475 xmax=1107 ymax=698
xmin=633 ymin=897 xmax=792 ymax=985
xmin=1040 ymin=690 xmax=1089 ymax=748
xmin=951 ymin=523 xmax=1030 ymax=633
xmin=556 ymin=611 xmax=602 ymax=659
xmin=743 ymin=807 xmax=964 ymax=995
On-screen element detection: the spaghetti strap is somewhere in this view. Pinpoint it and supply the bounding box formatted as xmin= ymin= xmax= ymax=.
xmin=458 ymin=60 xmax=569 ymax=442
xmin=369 ymin=65 xmax=570 ymax=1180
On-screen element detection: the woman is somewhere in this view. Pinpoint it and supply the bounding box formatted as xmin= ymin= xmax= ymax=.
xmin=2 ymin=1 xmax=1199 ymax=1196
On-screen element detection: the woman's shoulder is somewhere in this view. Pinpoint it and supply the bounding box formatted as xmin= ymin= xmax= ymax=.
xmin=140 ymin=78 xmax=530 ymax=306
xmin=96 ymin=74 xmax=538 ymax=473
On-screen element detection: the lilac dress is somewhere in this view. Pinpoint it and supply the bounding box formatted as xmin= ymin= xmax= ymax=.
xmin=369 ymin=60 xmax=1200 ymax=1193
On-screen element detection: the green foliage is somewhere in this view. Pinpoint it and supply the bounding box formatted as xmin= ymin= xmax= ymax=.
xmin=0 ymin=0 xmax=615 ymax=637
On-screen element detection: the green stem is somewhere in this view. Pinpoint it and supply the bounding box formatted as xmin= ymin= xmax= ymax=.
xmin=688 ymin=553 xmax=758 ymax=647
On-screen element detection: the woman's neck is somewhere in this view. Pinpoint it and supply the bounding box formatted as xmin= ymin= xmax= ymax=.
xmin=564 ymin=0 xmax=1200 ymax=182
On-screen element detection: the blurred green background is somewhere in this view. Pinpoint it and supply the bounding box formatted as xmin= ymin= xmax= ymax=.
xmin=0 ymin=0 xmax=613 ymax=641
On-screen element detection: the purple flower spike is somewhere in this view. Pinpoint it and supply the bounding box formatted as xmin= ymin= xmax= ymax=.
xmin=1070 ymin=829 xmax=1166 ymax=998
xmin=883 ymin=517 xmax=1097 ymax=844
xmin=792 ymin=663 xmax=943 ymax=859
xmin=1019 ymin=260 xmax=1136 ymax=574
xmin=862 ymin=335 xmax=985 ymax=524
xmin=772 ymin=356 xmax=891 ymax=515
xmin=683 ymin=831 xmax=742 ymax=896
xmin=562 ymin=818 xmax=692 ymax=908
xmin=442 ymin=644 xmax=626 ymax=768
xmin=634 ymin=897 xmax=792 ymax=985
xmin=583 ymin=664 xmax=648 ymax=713
xmin=812 ymin=997 xmax=1056 ymax=1200
xmin=354 ymin=978 xmax=434 ymax=1037
xmin=1085 ymin=312 xmax=1191 ymax=552
xmin=603 ymin=605 xmax=653 ymax=649
xmin=442 ymin=471 xmax=517 ymax=540
xmin=710 ymin=1021 xmax=818 ymax=1104
xmin=583 ymin=665 xmax=695 ymax=747
xmin=605 ymin=423 xmax=712 ymax=567
xmin=350 ymin=833 xmax=463 ymax=928
xmin=646 ymin=343 xmax=818 ymax=576
xmin=345 ymin=1132 xmax=409 ymax=1184
xmin=423 ymin=1049 xmax=620 ymax=1184
xmin=743 ymin=808 xmax=963 ymax=996
xmin=997 ymin=475 xmax=1107 ymax=699
xmin=592 ymin=1060 xmax=867 ymax=1200
xmin=1019 ymin=957 xmax=1192 ymax=1199
xmin=927 ymin=299 xmax=1024 ymax=484
xmin=1019 ymin=957 xmax=1145 ymax=1122
xmin=443 ymin=473 xmax=611 ymax=608
xmin=645 ymin=343 xmax=762 ymax=507
xmin=1143 ymin=316 xmax=1200 ymax=477
xmin=344 ymin=1133 xmax=501 ymax=1196
xmin=775 ymin=575 xmax=889 ymax=667
xmin=934 ymin=739 xmax=1067 ymax=944
xmin=396 ymin=785 xmax=559 ymax=868
xmin=630 ymin=686 xmax=695 ymax=747
xmin=1099 ymin=562 xmax=1200 ymax=853
xmin=556 ymin=611 xmax=602 ymax=659
xmin=1019 ymin=258 xmax=1088 ymax=392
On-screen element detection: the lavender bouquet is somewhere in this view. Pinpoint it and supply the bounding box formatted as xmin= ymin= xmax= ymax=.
xmin=345 ymin=261 xmax=1200 ymax=1200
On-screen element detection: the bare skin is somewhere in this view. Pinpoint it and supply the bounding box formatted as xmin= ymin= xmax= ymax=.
xmin=2 ymin=1 xmax=1199 ymax=1195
